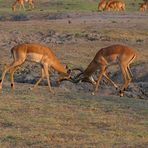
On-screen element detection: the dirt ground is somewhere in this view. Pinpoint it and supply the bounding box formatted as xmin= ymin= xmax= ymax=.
xmin=0 ymin=11 xmax=148 ymax=147
xmin=0 ymin=12 xmax=148 ymax=99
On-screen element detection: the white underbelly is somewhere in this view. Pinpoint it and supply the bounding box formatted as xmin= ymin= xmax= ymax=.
xmin=26 ymin=53 xmax=43 ymax=63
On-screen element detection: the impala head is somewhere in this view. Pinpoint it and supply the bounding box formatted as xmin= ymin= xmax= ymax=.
xmin=57 ymin=65 xmax=73 ymax=83
xmin=70 ymin=67 xmax=96 ymax=85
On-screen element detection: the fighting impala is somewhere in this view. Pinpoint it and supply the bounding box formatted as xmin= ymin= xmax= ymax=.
xmin=0 ymin=43 xmax=72 ymax=93
xmin=70 ymin=44 xmax=137 ymax=97
xmin=12 ymin=0 xmax=34 ymax=12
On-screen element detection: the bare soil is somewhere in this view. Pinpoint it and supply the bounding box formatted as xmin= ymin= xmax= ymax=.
xmin=0 ymin=11 xmax=148 ymax=147
xmin=0 ymin=12 xmax=147 ymax=99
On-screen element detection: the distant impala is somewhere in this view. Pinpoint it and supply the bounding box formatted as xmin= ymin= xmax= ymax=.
xmin=105 ymin=0 xmax=125 ymax=11
xmin=12 ymin=0 xmax=34 ymax=12
xmin=139 ymin=2 xmax=147 ymax=12
xmin=98 ymin=0 xmax=107 ymax=11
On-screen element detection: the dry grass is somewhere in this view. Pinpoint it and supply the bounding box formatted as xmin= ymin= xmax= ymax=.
xmin=0 ymin=4 xmax=148 ymax=147
xmin=0 ymin=82 xmax=148 ymax=147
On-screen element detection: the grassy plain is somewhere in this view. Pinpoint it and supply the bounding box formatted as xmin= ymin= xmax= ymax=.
xmin=0 ymin=0 xmax=148 ymax=147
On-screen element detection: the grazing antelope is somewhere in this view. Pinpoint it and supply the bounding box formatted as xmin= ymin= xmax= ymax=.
xmin=71 ymin=44 xmax=137 ymax=97
xmin=98 ymin=0 xmax=107 ymax=11
xmin=105 ymin=0 xmax=125 ymax=11
xmin=12 ymin=0 xmax=25 ymax=12
xmin=12 ymin=0 xmax=34 ymax=12
xmin=26 ymin=0 xmax=34 ymax=10
xmin=139 ymin=2 xmax=147 ymax=12
xmin=0 ymin=43 xmax=72 ymax=93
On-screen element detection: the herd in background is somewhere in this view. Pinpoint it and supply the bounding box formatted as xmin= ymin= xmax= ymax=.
xmin=12 ymin=0 xmax=34 ymax=12
xmin=11 ymin=0 xmax=148 ymax=12
xmin=139 ymin=0 xmax=148 ymax=11
xmin=98 ymin=0 xmax=148 ymax=12
xmin=98 ymin=0 xmax=125 ymax=11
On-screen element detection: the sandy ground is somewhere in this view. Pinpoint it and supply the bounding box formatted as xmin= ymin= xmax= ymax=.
xmin=0 ymin=11 xmax=148 ymax=147
xmin=0 ymin=12 xmax=148 ymax=99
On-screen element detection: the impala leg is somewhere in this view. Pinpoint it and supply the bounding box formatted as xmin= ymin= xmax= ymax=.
xmin=12 ymin=1 xmax=17 ymax=12
xmin=103 ymin=72 xmax=118 ymax=89
xmin=0 ymin=60 xmax=23 ymax=89
xmin=28 ymin=3 xmax=31 ymax=9
xmin=92 ymin=67 xmax=105 ymax=95
xmin=120 ymin=64 xmax=128 ymax=96
xmin=23 ymin=4 xmax=25 ymax=11
xmin=30 ymin=2 xmax=34 ymax=9
xmin=30 ymin=68 xmax=45 ymax=90
xmin=12 ymin=5 xmax=16 ymax=12
xmin=127 ymin=65 xmax=133 ymax=78
xmin=0 ymin=64 xmax=9 ymax=89
xmin=20 ymin=2 xmax=25 ymax=11
xmin=124 ymin=66 xmax=132 ymax=90
xmin=32 ymin=3 xmax=35 ymax=9
xmin=19 ymin=4 xmax=22 ymax=10
xmin=43 ymin=64 xmax=54 ymax=93
xmin=10 ymin=66 xmax=19 ymax=89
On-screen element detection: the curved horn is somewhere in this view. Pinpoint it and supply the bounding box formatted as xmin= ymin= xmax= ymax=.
xmin=57 ymin=67 xmax=85 ymax=84
xmin=71 ymin=67 xmax=84 ymax=73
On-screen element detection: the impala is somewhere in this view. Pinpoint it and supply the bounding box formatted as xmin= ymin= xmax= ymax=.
xmin=105 ymin=0 xmax=125 ymax=11
xmin=0 ymin=43 xmax=72 ymax=93
xmin=26 ymin=0 xmax=34 ymax=10
xmin=71 ymin=44 xmax=137 ymax=97
xmin=139 ymin=2 xmax=147 ymax=12
xmin=12 ymin=0 xmax=34 ymax=12
xmin=98 ymin=0 xmax=107 ymax=11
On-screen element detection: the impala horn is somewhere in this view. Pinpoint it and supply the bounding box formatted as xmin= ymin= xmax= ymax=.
xmin=58 ymin=67 xmax=85 ymax=83
xmin=70 ymin=67 xmax=85 ymax=83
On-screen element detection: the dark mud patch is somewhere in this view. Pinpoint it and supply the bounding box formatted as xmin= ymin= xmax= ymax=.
xmin=0 ymin=63 xmax=147 ymax=100
xmin=0 ymin=12 xmax=148 ymax=21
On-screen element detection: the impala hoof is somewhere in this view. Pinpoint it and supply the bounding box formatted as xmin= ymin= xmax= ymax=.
xmin=115 ymin=86 xmax=118 ymax=90
xmin=91 ymin=92 xmax=95 ymax=95
xmin=120 ymin=93 xmax=124 ymax=97
xmin=49 ymin=89 xmax=54 ymax=94
xmin=11 ymin=83 xmax=15 ymax=89
xmin=29 ymin=87 xmax=34 ymax=91
xmin=119 ymin=90 xmax=124 ymax=97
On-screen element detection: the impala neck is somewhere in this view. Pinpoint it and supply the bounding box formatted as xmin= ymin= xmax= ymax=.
xmin=83 ymin=60 xmax=98 ymax=78
xmin=52 ymin=59 xmax=68 ymax=76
